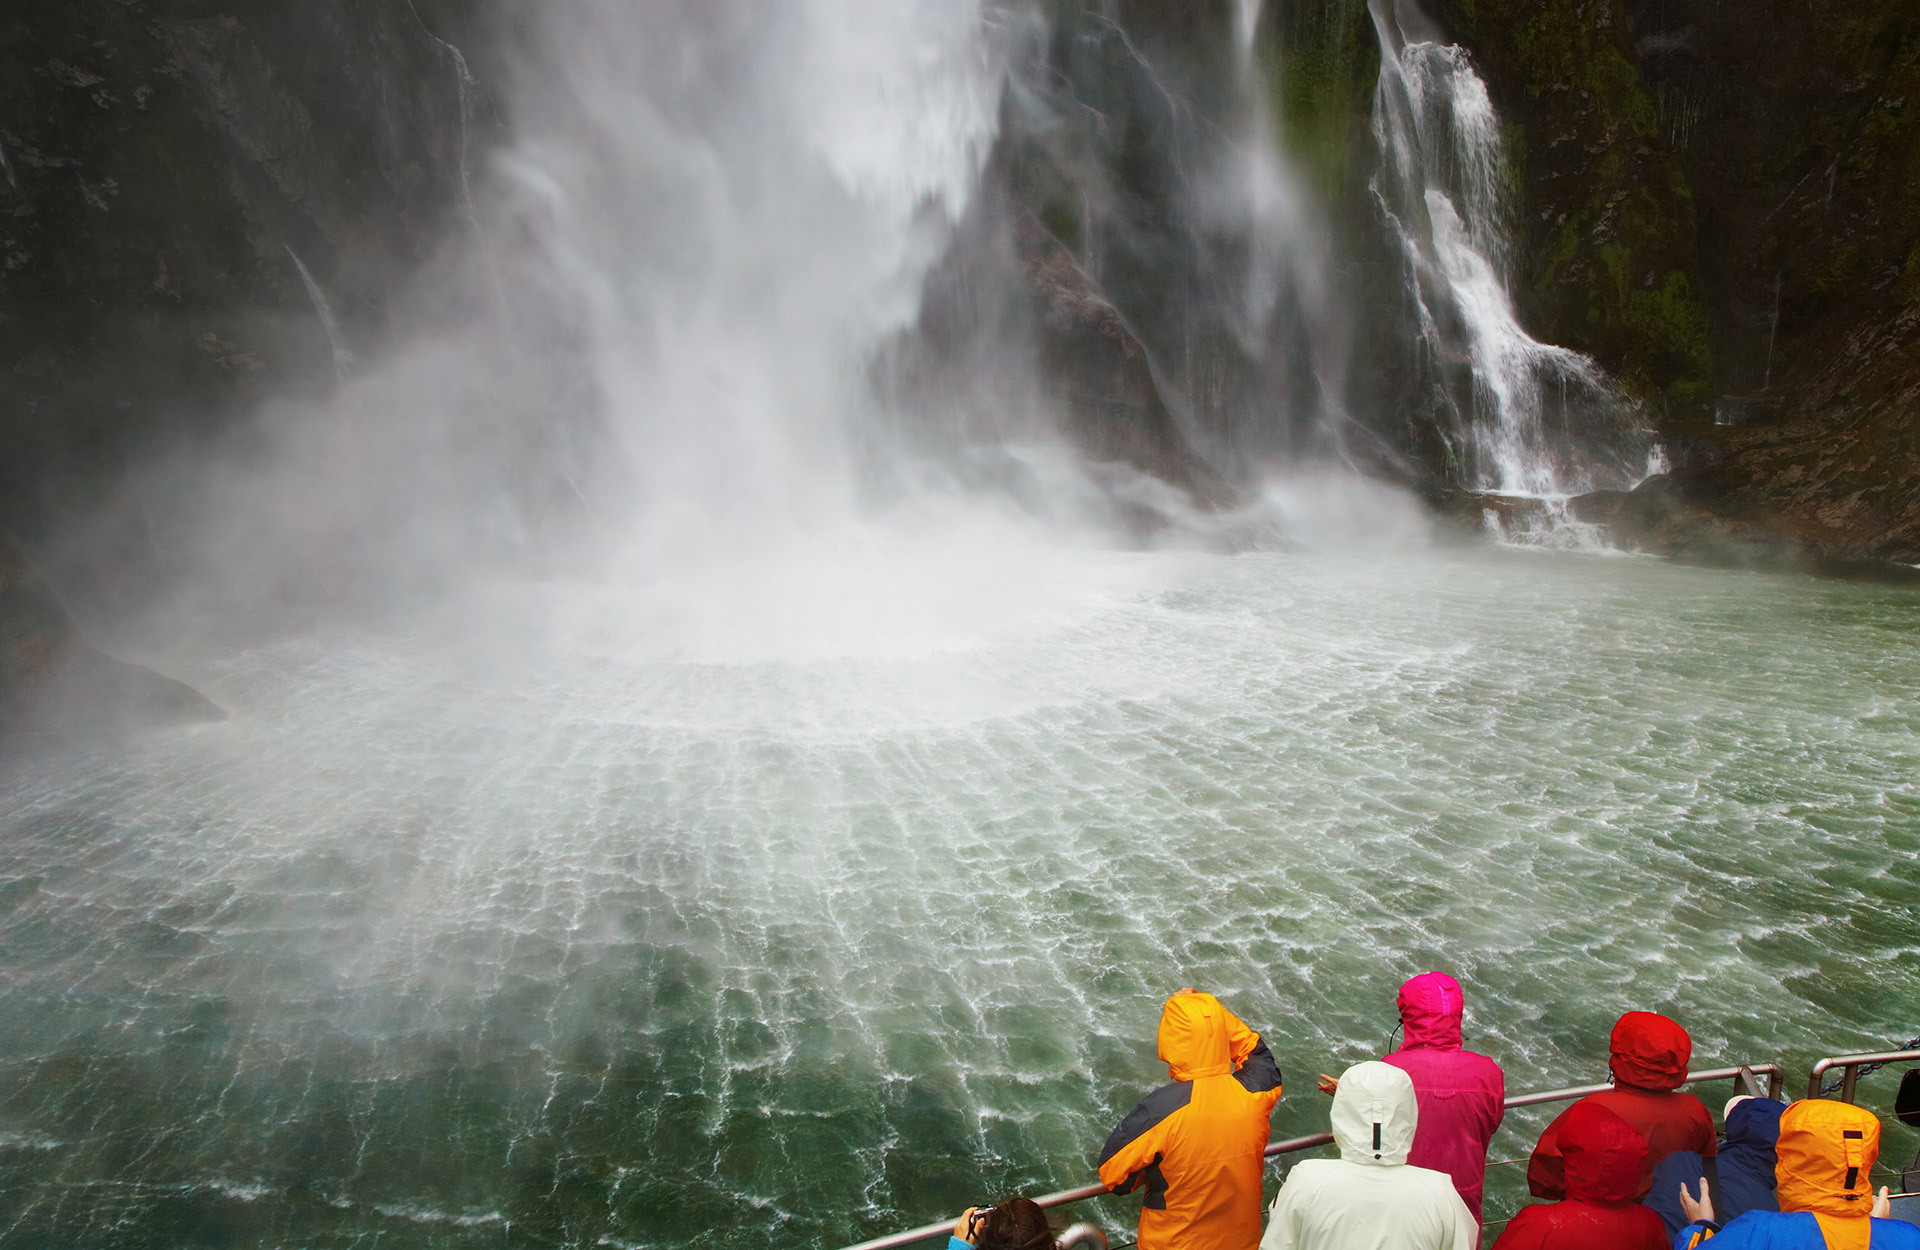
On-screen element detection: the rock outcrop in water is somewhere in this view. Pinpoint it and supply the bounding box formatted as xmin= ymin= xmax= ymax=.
xmin=1 ymin=535 xmax=223 ymax=737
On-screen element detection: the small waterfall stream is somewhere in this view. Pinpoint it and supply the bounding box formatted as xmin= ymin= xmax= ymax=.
xmin=1225 ymin=0 xmax=1352 ymax=465
xmin=286 ymin=246 xmax=355 ymax=383
xmin=1367 ymin=0 xmax=1658 ymax=503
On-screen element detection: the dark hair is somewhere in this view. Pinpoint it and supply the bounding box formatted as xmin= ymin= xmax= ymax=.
xmin=975 ymin=1198 xmax=1053 ymax=1250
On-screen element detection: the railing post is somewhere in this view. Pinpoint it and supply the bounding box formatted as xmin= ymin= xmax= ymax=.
xmin=1842 ymin=1065 xmax=1859 ymax=1105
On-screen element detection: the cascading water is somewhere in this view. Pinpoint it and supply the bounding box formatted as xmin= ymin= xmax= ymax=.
xmin=1367 ymin=0 xmax=1657 ymax=501
xmin=502 ymin=0 xmax=1000 ymax=570
xmin=1223 ymin=0 xmax=1353 ymax=463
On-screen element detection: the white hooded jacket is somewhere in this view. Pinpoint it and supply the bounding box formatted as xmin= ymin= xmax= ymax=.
xmin=1260 ymin=1061 xmax=1479 ymax=1250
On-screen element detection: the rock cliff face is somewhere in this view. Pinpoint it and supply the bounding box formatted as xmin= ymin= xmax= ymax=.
xmin=4 ymin=0 xmax=1918 ymax=571
xmin=1436 ymin=0 xmax=1920 ymax=562
xmin=987 ymin=0 xmax=1920 ymax=563
xmin=0 ymin=0 xmax=486 ymax=542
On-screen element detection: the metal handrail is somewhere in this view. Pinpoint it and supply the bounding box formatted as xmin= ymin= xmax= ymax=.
xmin=1505 ymin=1063 xmax=1786 ymax=1108
xmin=837 ymin=1061 xmax=1782 ymax=1250
xmin=1807 ymin=1050 xmax=1920 ymax=1104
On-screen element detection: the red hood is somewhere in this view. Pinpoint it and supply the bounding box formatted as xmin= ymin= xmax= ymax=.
xmin=1562 ymin=1101 xmax=1649 ymax=1204
xmin=1609 ymin=1012 xmax=1691 ymax=1092
xmin=1397 ymin=972 xmax=1464 ymax=1052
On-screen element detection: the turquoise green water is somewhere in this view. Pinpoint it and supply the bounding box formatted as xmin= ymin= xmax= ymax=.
xmin=1 ymin=546 xmax=1917 ymax=1248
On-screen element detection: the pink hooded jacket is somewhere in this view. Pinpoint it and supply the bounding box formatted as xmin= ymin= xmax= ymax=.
xmin=1382 ymin=972 xmax=1507 ymax=1222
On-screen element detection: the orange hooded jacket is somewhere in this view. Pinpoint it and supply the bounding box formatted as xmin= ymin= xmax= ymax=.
xmin=1776 ymin=1099 xmax=1883 ymax=1250
xmin=1098 ymin=991 xmax=1284 ymax=1250
xmin=1678 ymin=1100 xmax=1920 ymax=1250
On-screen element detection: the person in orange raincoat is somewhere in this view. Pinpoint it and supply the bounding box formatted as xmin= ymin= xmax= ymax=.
xmin=1098 ymin=989 xmax=1284 ymax=1250
xmin=1671 ymin=1099 xmax=1916 ymax=1250
xmin=1528 ymin=1012 xmax=1717 ymax=1201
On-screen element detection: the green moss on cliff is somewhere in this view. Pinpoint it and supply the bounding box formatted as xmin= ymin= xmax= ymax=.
xmin=1266 ymin=0 xmax=1377 ymax=199
xmin=1441 ymin=0 xmax=1715 ymax=420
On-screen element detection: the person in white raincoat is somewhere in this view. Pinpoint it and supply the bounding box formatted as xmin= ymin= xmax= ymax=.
xmin=1261 ymin=1061 xmax=1480 ymax=1250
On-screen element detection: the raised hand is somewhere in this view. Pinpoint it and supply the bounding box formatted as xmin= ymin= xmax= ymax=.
xmin=1678 ymin=1177 xmax=1715 ymax=1226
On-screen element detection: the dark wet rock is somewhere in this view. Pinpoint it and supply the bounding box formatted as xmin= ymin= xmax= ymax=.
xmin=1014 ymin=207 xmax=1235 ymax=506
xmin=1 ymin=536 xmax=223 ymax=737
xmin=1568 ymin=475 xmax=1806 ymax=568
xmin=1434 ymin=0 xmax=1920 ymax=566
xmin=1569 ymin=474 xmax=1920 ymax=580
xmin=1425 ymin=488 xmax=1549 ymax=539
xmin=1667 ymin=306 xmax=1920 ymax=566
xmin=0 ymin=0 xmax=485 ymax=543
xmin=6 ymin=0 xmax=1919 ymax=575
xmin=893 ymin=136 xmax=1234 ymax=516
xmin=1434 ymin=0 xmax=1716 ymax=420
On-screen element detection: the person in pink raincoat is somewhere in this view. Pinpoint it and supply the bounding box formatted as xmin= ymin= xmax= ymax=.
xmin=1321 ymin=973 xmax=1507 ymax=1222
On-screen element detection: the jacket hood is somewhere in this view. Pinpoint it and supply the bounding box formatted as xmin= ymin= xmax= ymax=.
xmin=1561 ymin=1101 xmax=1648 ymax=1204
xmin=1776 ymin=1099 xmax=1878 ymax=1219
xmin=1157 ymin=990 xmax=1235 ymax=1081
xmin=1397 ymin=972 xmax=1465 ymax=1052
xmin=1609 ymin=1012 xmax=1691 ymax=1091
xmin=1331 ymin=1061 xmax=1418 ymax=1166
xmin=1725 ymin=1097 xmax=1786 ymax=1151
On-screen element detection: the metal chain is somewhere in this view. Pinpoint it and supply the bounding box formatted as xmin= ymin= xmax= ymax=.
xmin=1820 ymin=1036 xmax=1920 ymax=1097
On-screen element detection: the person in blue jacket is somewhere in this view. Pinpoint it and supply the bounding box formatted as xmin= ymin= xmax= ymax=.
xmin=1673 ymin=1099 xmax=1917 ymax=1250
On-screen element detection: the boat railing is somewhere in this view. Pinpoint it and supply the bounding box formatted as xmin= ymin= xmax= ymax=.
xmin=838 ymin=1061 xmax=1786 ymax=1250
xmin=1807 ymin=1050 xmax=1920 ymax=1103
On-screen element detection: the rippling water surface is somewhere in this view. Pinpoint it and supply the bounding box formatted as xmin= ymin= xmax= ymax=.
xmin=3 ymin=546 xmax=1918 ymax=1248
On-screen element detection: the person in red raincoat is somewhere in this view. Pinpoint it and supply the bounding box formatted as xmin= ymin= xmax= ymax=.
xmin=1380 ymin=972 xmax=1507 ymax=1222
xmin=1527 ymin=1012 xmax=1716 ymax=1202
xmin=1494 ymin=1101 xmax=1670 ymax=1250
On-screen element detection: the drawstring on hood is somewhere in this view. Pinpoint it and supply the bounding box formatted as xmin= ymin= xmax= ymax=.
xmin=1397 ymin=972 xmax=1465 ymax=1053
xmin=1331 ymin=1061 xmax=1419 ymax=1167
xmin=1608 ymin=1012 xmax=1692 ymax=1092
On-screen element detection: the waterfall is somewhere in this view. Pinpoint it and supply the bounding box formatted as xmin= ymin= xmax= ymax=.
xmin=496 ymin=0 xmax=1000 ymax=575
xmin=1367 ymin=0 xmax=1654 ymax=499
xmin=285 ymin=246 xmax=355 ymax=383
xmin=1223 ymin=0 xmax=1353 ymax=465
